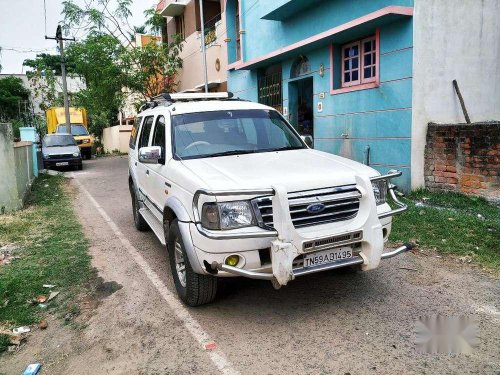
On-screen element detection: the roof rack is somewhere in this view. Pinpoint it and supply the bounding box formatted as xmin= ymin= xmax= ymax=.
xmin=139 ymin=92 xmax=235 ymax=112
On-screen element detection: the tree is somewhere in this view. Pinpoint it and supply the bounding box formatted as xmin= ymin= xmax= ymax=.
xmin=24 ymin=53 xmax=75 ymax=76
xmin=0 ymin=76 xmax=30 ymax=122
xmin=128 ymin=25 xmax=147 ymax=42
xmin=62 ymin=1 xmax=184 ymax=99
xmin=66 ymin=33 xmax=126 ymax=137
xmin=24 ymin=55 xmax=61 ymax=112
xmin=62 ymin=0 xmax=136 ymax=47
xmin=122 ymin=35 xmax=183 ymax=98
xmin=144 ymin=7 xmax=167 ymax=39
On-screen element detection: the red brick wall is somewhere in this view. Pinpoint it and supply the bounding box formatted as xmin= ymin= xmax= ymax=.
xmin=424 ymin=122 xmax=499 ymax=200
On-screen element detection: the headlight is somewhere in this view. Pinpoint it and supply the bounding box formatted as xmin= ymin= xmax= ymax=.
xmin=372 ymin=179 xmax=388 ymax=205
xmin=201 ymin=201 xmax=255 ymax=230
xmin=43 ymin=153 xmax=49 ymax=159
xmin=73 ymin=152 xmax=80 ymax=157
xmin=82 ymin=139 xmax=90 ymax=144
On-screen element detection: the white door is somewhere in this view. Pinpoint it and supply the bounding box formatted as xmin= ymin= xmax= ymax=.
xmin=135 ymin=115 xmax=155 ymax=202
xmin=147 ymin=114 xmax=173 ymax=220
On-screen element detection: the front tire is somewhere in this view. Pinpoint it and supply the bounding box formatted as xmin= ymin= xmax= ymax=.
xmin=168 ymin=220 xmax=217 ymax=306
xmin=131 ymin=187 xmax=149 ymax=231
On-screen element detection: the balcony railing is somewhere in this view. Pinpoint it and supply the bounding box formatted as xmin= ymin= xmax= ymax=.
xmin=203 ymin=13 xmax=221 ymax=45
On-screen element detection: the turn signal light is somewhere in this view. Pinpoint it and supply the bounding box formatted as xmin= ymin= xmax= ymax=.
xmin=225 ymin=255 xmax=240 ymax=267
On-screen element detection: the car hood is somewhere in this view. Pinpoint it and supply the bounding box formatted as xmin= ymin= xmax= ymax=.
xmin=42 ymin=145 xmax=80 ymax=155
xmin=180 ymin=149 xmax=379 ymax=192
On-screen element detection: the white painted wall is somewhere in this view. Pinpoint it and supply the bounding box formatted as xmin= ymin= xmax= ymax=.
xmin=0 ymin=74 xmax=86 ymax=115
xmin=411 ymin=0 xmax=500 ymax=188
xmin=102 ymin=124 xmax=133 ymax=153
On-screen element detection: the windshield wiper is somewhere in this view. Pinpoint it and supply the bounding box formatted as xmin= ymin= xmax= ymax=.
xmin=269 ymin=146 xmax=305 ymax=152
xmin=208 ymin=149 xmax=257 ymax=158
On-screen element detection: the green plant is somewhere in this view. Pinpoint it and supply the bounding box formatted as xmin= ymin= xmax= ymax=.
xmin=0 ymin=175 xmax=94 ymax=352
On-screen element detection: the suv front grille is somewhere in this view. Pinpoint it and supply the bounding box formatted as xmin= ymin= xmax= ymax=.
xmin=255 ymin=185 xmax=361 ymax=229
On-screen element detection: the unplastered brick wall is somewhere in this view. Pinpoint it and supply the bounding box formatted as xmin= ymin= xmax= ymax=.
xmin=424 ymin=122 xmax=499 ymax=200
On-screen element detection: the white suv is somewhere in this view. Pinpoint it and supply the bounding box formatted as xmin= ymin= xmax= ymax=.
xmin=128 ymin=93 xmax=411 ymax=306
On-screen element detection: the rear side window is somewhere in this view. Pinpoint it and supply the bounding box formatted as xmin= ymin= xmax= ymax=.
xmin=129 ymin=116 xmax=142 ymax=149
xmin=151 ymin=116 xmax=166 ymax=148
xmin=138 ymin=116 xmax=154 ymax=149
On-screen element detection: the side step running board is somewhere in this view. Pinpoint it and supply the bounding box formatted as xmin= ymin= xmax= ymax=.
xmin=139 ymin=207 xmax=166 ymax=245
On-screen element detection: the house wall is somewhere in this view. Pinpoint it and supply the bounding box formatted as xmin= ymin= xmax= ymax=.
xmin=227 ymin=0 xmax=414 ymax=190
xmin=161 ymin=0 xmax=228 ymax=92
xmin=177 ymin=16 xmax=228 ymax=91
xmin=0 ymin=123 xmax=34 ymax=213
xmin=102 ymin=124 xmax=133 ymax=154
xmin=411 ymin=0 xmax=500 ymax=188
xmin=424 ymin=122 xmax=499 ymax=200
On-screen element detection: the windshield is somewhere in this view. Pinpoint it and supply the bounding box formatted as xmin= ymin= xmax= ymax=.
xmin=56 ymin=124 xmax=89 ymax=136
xmin=43 ymin=135 xmax=76 ymax=147
xmin=172 ymin=109 xmax=305 ymax=159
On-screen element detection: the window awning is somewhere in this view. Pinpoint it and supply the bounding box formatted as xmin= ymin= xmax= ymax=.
xmin=228 ymin=6 xmax=413 ymax=71
xmin=158 ymin=0 xmax=189 ymax=17
xmin=261 ymin=0 xmax=325 ymax=21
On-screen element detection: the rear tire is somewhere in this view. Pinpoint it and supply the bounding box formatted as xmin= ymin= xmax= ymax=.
xmin=168 ymin=220 xmax=217 ymax=306
xmin=131 ymin=187 xmax=149 ymax=231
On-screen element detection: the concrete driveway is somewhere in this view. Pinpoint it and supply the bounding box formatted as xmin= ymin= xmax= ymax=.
xmin=3 ymin=156 xmax=499 ymax=374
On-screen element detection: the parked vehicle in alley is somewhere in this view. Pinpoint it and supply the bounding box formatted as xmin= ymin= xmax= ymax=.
xmin=42 ymin=134 xmax=82 ymax=171
xmin=128 ymin=92 xmax=411 ymax=306
xmin=46 ymin=107 xmax=93 ymax=159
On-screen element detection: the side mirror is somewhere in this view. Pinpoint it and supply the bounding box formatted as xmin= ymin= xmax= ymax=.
xmin=301 ymin=135 xmax=314 ymax=148
xmin=139 ymin=146 xmax=163 ymax=164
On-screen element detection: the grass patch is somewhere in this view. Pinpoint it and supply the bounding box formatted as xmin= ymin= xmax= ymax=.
xmin=0 ymin=175 xmax=93 ymax=352
xmin=390 ymin=189 xmax=500 ymax=270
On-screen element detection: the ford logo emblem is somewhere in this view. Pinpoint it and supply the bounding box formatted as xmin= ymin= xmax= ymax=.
xmin=306 ymin=203 xmax=325 ymax=214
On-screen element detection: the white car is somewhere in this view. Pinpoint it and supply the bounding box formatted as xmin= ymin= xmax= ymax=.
xmin=128 ymin=93 xmax=411 ymax=306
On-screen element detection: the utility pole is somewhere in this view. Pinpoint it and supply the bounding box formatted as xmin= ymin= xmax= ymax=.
xmin=199 ymin=0 xmax=209 ymax=93
xmin=46 ymin=25 xmax=75 ymax=134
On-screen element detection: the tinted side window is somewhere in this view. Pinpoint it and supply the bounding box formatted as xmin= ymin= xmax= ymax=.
xmin=129 ymin=116 xmax=142 ymax=149
xmin=138 ymin=116 xmax=154 ymax=149
xmin=151 ymin=116 xmax=166 ymax=148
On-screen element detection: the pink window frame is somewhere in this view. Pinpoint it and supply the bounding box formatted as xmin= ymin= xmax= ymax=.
xmin=360 ymin=35 xmax=377 ymax=83
xmin=341 ymin=40 xmax=361 ymax=87
xmin=331 ymin=28 xmax=380 ymax=95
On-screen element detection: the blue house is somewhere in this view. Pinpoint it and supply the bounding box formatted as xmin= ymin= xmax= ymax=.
xmin=224 ymin=0 xmax=414 ymax=190
xmin=222 ymin=0 xmax=500 ymax=192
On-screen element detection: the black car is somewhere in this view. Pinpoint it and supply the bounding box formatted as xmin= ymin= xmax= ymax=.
xmin=42 ymin=134 xmax=83 ymax=170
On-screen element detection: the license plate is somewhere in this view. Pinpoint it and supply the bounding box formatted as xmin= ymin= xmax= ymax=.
xmin=303 ymin=247 xmax=353 ymax=268
xmin=55 ymin=162 xmax=69 ymax=166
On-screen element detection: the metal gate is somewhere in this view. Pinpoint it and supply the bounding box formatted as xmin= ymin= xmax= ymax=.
xmin=258 ymin=71 xmax=282 ymax=113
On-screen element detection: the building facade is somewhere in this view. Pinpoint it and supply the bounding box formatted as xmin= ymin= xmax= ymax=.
xmin=224 ymin=0 xmax=500 ymax=191
xmin=157 ymin=0 xmax=228 ymax=93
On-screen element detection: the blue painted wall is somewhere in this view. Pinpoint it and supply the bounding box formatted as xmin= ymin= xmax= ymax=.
xmin=226 ymin=0 xmax=414 ymax=190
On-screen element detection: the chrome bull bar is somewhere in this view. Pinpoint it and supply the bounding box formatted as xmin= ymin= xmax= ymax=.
xmin=193 ymin=170 xmax=407 ymax=239
xmin=210 ymin=243 xmax=414 ymax=280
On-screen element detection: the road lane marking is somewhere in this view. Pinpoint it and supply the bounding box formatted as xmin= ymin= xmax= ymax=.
xmin=74 ymin=178 xmax=239 ymax=375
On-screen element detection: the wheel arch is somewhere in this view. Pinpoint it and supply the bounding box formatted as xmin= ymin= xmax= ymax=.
xmin=163 ymin=196 xmax=204 ymax=274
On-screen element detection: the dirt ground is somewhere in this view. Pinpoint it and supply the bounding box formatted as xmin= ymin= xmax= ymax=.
xmin=1 ymin=156 xmax=499 ymax=374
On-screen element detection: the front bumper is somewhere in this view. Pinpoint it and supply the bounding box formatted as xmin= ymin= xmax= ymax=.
xmin=43 ymin=157 xmax=82 ymax=168
xmin=211 ymin=243 xmax=413 ymax=281
xmin=190 ymin=170 xmax=409 ymax=285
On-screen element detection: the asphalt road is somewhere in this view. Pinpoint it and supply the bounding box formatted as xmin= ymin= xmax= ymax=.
xmin=4 ymin=156 xmax=499 ymax=374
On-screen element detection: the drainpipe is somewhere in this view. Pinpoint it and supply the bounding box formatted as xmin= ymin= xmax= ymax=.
xmin=364 ymin=145 xmax=370 ymax=166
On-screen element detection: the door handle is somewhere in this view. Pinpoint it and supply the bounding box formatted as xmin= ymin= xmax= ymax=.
xmin=135 ymin=161 xmax=137 ymax=166
xmin=146 ymin=170 xmax=149 ymax=175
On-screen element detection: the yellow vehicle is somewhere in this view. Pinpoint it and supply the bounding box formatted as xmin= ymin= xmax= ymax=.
xmin=46 ymin=107 xmax=93 ymax=159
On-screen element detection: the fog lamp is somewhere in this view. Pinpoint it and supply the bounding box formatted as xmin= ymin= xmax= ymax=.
xmin=225 ymin=255 xmax=240 ymax=267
